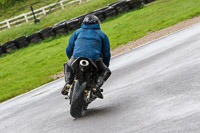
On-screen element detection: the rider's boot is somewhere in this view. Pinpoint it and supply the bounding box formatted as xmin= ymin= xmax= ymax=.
xmin=94 ymin=76 xmax=104 ymax=99
xmin=61 ymin=82 xmax=71 ymax=95
xmin=61 ymin=64 xmax=74 ymax=95
xmin=94 ymin=58 xmax=112 ymax=99
xmin=94 ymin=70 xmax=111 ymax=99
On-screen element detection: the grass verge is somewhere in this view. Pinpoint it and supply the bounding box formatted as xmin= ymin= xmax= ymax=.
xmin=0 ymin=0 xmax=200 ymax=102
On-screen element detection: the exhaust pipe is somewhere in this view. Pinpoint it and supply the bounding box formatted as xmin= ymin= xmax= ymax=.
xmin=80 ymin=60 xmax=89 ymax=71
xmin=80 ymin=60 xmax=89 ymax=67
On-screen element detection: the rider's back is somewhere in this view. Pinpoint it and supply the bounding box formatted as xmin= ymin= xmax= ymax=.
xmin=66 ymin=23 xmax=110 ymax=67
xmin=73 ymin=24 xmax=103 ymax=60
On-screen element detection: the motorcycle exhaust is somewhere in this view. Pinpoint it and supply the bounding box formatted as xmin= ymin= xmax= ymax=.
xmin=80 ymin=60 xmax=89 ymax=67
xmin=80 ymin=60 xmax=89 ymax=71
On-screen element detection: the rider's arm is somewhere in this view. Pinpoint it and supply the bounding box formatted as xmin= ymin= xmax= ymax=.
xmin=66 ymin=31 xmax=77 ymax=59
xmin=101 ymin=34 xmax=111 ymax=67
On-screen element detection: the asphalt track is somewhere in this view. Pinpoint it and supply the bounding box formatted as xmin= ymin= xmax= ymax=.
xmin=1 ymin=22 xmax=200 ymax=133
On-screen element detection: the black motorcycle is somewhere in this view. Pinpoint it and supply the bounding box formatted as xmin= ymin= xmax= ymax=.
xmin=65 ymin=57 xmax=103 ymax=118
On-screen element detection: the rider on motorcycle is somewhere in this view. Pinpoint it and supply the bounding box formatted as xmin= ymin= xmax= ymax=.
xmin=61 ymin=14 xmax=111 ymax=99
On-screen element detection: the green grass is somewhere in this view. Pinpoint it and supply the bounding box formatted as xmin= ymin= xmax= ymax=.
xmin=0 ymin=0 xmax=73 ymax=21
xmin=0 ymin=0 xmax=119 ymax=44
xmin=0 ymin=0 xmax=200 ymax=102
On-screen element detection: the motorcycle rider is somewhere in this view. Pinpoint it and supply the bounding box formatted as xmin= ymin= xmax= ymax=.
xmin=61 ymin=14 xmax=111 ymax=99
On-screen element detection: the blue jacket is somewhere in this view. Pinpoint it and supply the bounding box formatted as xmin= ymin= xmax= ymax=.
xmin=66 ymin=23 xmax=111 ymax=67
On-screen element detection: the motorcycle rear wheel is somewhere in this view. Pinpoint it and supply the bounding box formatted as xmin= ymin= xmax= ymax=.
xmin=70 ymin=81 xmax=87 ymax=118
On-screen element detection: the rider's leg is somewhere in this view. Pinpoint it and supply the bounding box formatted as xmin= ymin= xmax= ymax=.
xmin=95 ymin=58 xmax=111 ymax=88
xmin=65 ymin=64 xmax=74 ymax=85
xmin=61 ymin=57 xmax=75 ymax=95
xmin=93 ymin=58 xmax=111 ymax=99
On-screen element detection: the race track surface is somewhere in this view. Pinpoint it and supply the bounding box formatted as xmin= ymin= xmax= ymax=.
xmin=1 ymin=23 xmax=200 ymax=133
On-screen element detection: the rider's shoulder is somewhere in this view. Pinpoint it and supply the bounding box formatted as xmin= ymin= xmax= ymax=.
xmin=74 ymin=28 xmax=82 ymax=36
xmin=95 ymin=29 xmax=107 ymax=39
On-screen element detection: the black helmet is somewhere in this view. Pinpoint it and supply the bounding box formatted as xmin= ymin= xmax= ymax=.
xmin=83 ymin=14 xmax=100 ymax=25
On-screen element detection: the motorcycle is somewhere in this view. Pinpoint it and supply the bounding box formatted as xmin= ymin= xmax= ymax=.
xmin=65 ymin=57 xmax=103 ymax=118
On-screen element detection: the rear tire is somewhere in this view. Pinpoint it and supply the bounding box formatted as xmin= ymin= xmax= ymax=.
xmin=70 ymin=81 xmax=87 ymax=118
